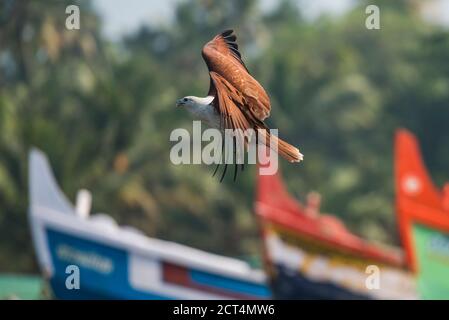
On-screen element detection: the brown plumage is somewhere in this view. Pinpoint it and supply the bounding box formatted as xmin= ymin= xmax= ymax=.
xmin=201 ymin=29 xmax=303 ymax=164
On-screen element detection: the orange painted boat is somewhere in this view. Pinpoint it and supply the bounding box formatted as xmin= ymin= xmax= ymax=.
xmin=395 ymin=129 xmax=449 ymax=299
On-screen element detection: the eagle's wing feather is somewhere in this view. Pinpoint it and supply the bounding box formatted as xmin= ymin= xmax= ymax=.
xmin=202 ymin=30 xmax=271 ymax=121
xmin=209 ymin=71 xmax=252 ymax=182
xmin=210 ymin=71 xmax=303 ymax=164
xmin=209 ymin=71 xmax=251 ymax=132
xmin=203 ymin=31 xmax=303 ymax=167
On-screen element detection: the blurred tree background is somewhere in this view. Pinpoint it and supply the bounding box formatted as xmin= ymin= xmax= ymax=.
xmin=1 ymin=0 xmax=449 ymax=273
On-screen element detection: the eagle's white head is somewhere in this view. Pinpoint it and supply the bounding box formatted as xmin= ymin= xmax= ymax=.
xmin=176 ymin=95 xmax=218 ymax=128
xmin=176 ymin=96 xmax=214 ymax=109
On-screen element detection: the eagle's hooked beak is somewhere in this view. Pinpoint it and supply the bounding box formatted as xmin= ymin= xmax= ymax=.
xmin=176 ymin=99 xmax=185 ymax=107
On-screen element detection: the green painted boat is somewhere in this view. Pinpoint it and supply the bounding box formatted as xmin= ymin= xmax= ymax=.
xmin=0 ymin=274 xmax=45 ymax=300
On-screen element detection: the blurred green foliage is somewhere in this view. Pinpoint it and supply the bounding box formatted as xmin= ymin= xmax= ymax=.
xmin=1 ymin=0 xmax=449 ymax=272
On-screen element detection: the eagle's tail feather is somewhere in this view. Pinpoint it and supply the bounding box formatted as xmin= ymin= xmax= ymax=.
xmin=259 ymin=130 xmax=303 ymax=163
xmin=276 ymin=136 xmax=304 ymax=163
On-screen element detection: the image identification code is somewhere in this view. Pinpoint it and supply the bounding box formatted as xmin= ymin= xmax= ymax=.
xmin=173 ymin=304 xmax=275 ymax=317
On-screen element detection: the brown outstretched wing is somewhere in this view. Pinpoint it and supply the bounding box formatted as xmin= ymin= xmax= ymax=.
xmin=202 ymin=30 xmax=271 ymax=121
xmin=202 ymin=31 xmax=303 ymax=181
xmin=209 ymin=71 xmax=302 ymax=179
xmin=209 ymin=71 xmax=254 ymax=132
xmin=208 ymin=71 xmax=253 ymax=182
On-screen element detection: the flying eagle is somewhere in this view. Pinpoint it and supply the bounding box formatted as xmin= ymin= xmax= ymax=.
xmin=176 ymin=30 xmax=303 ymax=180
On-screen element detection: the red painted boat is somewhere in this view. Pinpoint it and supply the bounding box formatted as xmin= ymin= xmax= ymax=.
xmin=256 ymin=129 xmax=449 ymax=299
xmin=255 ymin=166 xmax=417 ymax=299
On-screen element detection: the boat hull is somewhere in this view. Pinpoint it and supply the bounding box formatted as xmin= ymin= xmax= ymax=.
xmin=271 ymin=264 xmax=371 ymax=300
xmin=28 ymin=149 xmax=270 ymax=300
xmin=255 ymin=165 xmax=417 ymax=300
xmin=260 ymin=226 xmax=416 ymax=300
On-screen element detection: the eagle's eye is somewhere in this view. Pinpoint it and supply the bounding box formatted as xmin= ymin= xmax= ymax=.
xmin=183 ymin=98 xmax=188 ymax=102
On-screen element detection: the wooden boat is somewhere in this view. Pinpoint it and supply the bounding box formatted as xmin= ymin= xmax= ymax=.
xmin=28 ymin=149 xmax=270 ymax=299
xmin=395 ymin=129 xmax=449 ymax=299
xmin=255 ymin=166 xmax=417 ymax=299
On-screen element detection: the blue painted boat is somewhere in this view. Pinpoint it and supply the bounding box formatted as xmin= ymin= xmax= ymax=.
xmin=28 ymin=149 xmax=270 ymax=300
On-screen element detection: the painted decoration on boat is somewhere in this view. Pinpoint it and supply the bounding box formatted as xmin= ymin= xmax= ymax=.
xmin=395 ymin=129 xmax=449 ymax=299
xmin=28 ymin=149 xmax=270 ymax=300
xmin=256 ymin=164 xmax=417 ymax=299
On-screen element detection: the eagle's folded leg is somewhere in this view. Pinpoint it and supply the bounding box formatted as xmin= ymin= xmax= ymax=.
xmin=220 ymin=163 xmax=228 ymax=182
xmin=233 ymin=135 xmax=238 ymax=182
xmin=212 ymin=134 xmax=225 ymax=178
xmin=212 ymin=162 xmax=221 ymax=177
